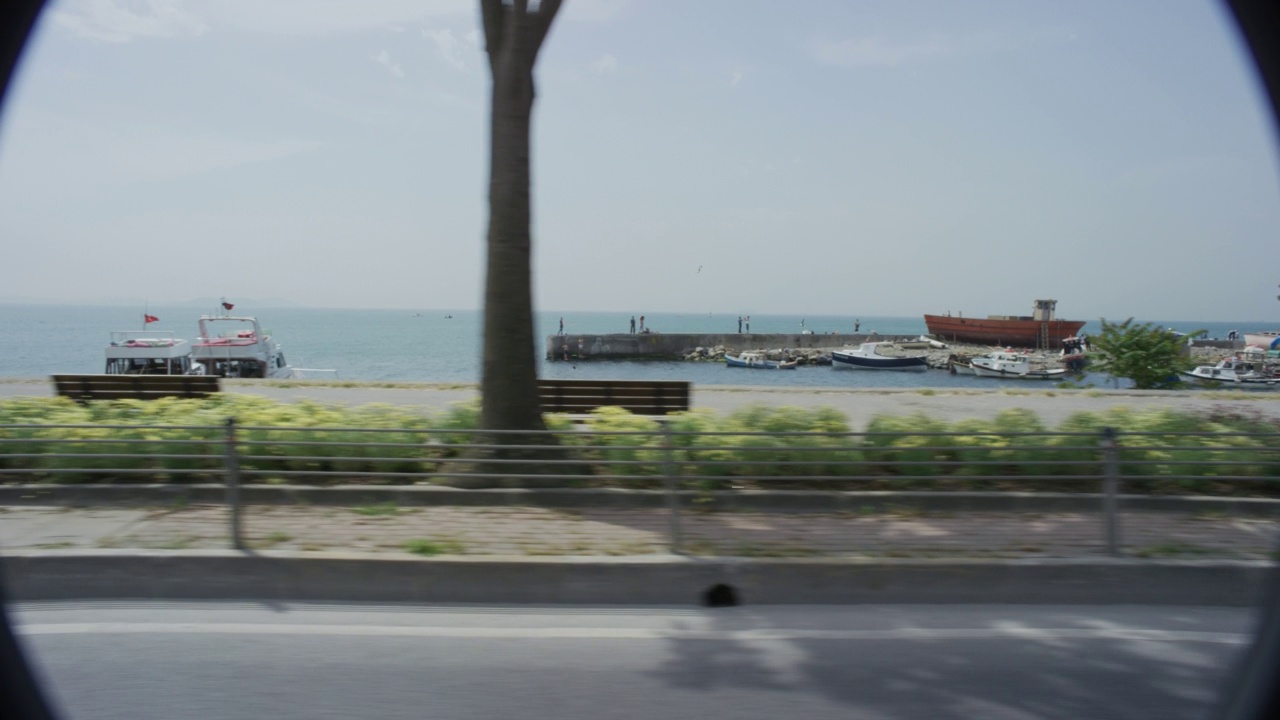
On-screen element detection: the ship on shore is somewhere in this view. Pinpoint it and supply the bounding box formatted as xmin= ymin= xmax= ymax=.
xmin=924 ymin=299 xmax=1085 ymax=350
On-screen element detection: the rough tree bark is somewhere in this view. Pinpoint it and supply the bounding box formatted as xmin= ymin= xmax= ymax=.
xmin=478 ymin=0 xmax=563 ymax=459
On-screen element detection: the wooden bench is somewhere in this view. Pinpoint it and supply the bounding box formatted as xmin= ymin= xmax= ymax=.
xmin=52 ymin=374 xmax=222 ymax=402
xmin=538 ymin=379 xmax=690 ymax=416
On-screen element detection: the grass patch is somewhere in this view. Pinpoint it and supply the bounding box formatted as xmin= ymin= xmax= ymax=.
xmin=404 ymin=537 xmax=465 ymax=556
xmin=256 ymin=531 xmax=292 ymax=548
xmin=353 ymin=502 xmax=400 ymax=517
xmin=731 ymin=543 xmax=821 ymax=557
xmin=1132 ymin=542 xmax=1219 ymax=558
xmin=917 ymin=389 xmax=937 ymax=396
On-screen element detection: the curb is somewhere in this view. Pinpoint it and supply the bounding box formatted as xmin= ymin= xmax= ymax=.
xmin=2 ymin=551 xmax=1272 ymax=606
xmin=3 ymin=484 xmax=1280 ymax=515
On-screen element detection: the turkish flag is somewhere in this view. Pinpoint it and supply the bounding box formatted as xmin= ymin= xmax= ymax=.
xmin=144 ymin=314 xmax=159 ymax=324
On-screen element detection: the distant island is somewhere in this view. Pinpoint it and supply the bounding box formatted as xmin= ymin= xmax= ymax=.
xmin=0 ymin=296 xmax=305 ymax=308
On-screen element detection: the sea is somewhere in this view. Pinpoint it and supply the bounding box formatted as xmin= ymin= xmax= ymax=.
xmin=0 ymin=305 xmax=1265 ymax=390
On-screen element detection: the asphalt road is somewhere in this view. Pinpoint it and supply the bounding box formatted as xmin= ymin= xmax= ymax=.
xmin=10 ymin=602 xmax=1258 ymax=720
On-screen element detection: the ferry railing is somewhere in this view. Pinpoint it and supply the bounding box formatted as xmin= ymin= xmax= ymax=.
xmin=1 ymin=422 xmax=1278 ymax=555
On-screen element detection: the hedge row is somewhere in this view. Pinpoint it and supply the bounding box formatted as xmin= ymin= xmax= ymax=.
xmin=0 ymin=396 xmax=1277 ymax=488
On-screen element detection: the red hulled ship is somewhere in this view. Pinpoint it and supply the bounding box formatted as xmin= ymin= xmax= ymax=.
xmin=924 ymin=299 xmax=1085 ymax=349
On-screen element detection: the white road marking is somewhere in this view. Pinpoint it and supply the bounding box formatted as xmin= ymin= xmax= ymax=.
xmin=15 ymin=622 xmax=1250 ymax=644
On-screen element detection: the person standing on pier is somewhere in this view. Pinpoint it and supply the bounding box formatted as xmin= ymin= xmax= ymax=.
xmin=738 ymin=316 xmax=743 ymax=333
xmin=630 ymin=316 xmax=636 ymax=333
xmin=639 ymin=315 xmax=646 ymax=333
xmin=559 ymin=317 xmax=564 ymax=335
xmin=855 ymin=319 xmax=860 ymax=333
xmin=745 ymin=316 xmax=750 ymax=333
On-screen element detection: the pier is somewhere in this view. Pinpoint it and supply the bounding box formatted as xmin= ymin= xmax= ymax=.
xmin=545 ymin=333 xmax=919 ymax=361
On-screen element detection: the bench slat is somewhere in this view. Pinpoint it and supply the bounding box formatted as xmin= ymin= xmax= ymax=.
xmin=537 ymin=379 xmax=690 ymax=415
xmin=51 ymin=374 xmax=222 ymax=403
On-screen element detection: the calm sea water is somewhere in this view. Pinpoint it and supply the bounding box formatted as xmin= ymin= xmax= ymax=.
xmin=0 ymin=305 xmax=1264 ymax=389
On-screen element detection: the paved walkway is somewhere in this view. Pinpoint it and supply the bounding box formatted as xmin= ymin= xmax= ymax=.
xmin=2 ymin=504 xmax=1276 ymax=560
xmin=4 ymin=378 xmax=1279 ymax=427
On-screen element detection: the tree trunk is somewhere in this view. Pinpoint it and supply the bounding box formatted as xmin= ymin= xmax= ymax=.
xmin=482 ymin=51 xmax=541 ymax=434
xmin=470 ymin=0 xmax=564 ymax=484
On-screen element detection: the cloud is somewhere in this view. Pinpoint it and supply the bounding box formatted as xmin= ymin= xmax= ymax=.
xmin=52 ymin=0 xmax=208 ymax=43
xmin=810 ymin=35 xmax=953 ymax=68
xmin=0 ymin=108 xmax=319 ymax=188
xmin=424 ymin=28 xmax=477 ymax=71
xmin=589 ymin=54 xmax=618 ymax=75
xmin=51 ymin=0 xmax=475 ymax=41
xmin=204 ymin=0 xmax=471 ymax=36
xmin=561 ymin=0 xmax=630 ymax=23
xmin=373 ymin=50 xmax=405 ymax=78
xmin=730 ymin=69 xmax=743 ymax=88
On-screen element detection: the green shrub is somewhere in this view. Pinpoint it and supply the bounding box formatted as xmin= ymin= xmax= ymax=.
xmin=581 ymin=407 xmax=664 ymax=477
xmin=2 ymin=395 xmax=1277 ymax=494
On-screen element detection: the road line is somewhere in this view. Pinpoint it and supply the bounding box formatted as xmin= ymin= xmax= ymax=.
xmin=15 ymin=622 xmax=1251 ymax=644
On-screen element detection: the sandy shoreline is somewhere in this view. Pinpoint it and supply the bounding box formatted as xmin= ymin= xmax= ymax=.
xmin=2 ymin=377 xmax=1276 ymax=428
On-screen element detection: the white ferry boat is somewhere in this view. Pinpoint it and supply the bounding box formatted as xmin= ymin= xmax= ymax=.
xmin=191 ymin=315 xmax=296 ymax=379
xmin=104 ymin=331 xmax=198 ymax=375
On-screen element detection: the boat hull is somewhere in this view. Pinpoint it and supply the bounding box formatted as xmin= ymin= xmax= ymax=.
xmin=1243 ymin=332 xmax=1280 ymax=350
xmin=924 ymin=315 xmax=1086 ymax=349
xmin=1180 ymin=370 xmax=1280 ymax=389
xmin=725 ymin=354 xmax=793 ymax=369
xmin=971 ymin=365 xmax=1068 ymax=380
xmin=831 ymin=352 xmax=928 ymax=372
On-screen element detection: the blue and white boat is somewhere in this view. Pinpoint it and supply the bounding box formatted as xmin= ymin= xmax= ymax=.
xmin=831 ymin=343 xmax=929 ymax=372
xmin=725 ymin=351 xmax=798 ymax=370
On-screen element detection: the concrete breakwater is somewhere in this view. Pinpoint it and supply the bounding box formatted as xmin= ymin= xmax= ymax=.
xmin=545 ymin=333 xmax=920 ymax=361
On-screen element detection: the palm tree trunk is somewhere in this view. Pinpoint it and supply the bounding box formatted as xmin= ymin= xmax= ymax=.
xmin=471 ymin=0 xmax=564 ymax=483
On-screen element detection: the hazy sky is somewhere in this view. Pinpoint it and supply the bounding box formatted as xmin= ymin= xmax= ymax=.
xmin=1 ymin=0 xmax=1278 ymax=321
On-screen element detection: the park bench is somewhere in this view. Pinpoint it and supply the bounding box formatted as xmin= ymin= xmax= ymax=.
xmin=538 ymin=379 xmax=690 ymax=416
xmin=51 ymin=374 xmax=222 ymax=403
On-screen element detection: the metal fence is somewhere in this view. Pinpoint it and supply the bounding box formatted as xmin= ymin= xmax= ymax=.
xmin=2 ymin=420 xmax=1279 ymax=555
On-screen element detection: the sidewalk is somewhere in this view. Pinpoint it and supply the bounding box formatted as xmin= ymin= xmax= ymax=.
xmin=3 ymin=504 xmax=1277 ymax=560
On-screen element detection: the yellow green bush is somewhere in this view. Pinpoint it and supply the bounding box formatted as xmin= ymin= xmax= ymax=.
xmin=0 ymin=396 xmax=1277 ymax=490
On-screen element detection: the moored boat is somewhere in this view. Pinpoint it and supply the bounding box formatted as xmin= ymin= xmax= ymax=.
xmin=831 ymin=343 xmax=928 ymax=371
xmin=1181 ymin=356 xmax=1280 ymax=388
xmin=970 ymin=350 xmax=1068 ymax=380
xmin=192 ymin=313 xmax=297 ymax=379
xmin=104 ymin=331 xmax=199 ymax=375
xmin=924 ymin=299 xmax=1085 ymax=349
xmin=725 ymin=351 xmax=797 ymax=369
xmin=1243 ymin=332 xmax=1280 ymax=350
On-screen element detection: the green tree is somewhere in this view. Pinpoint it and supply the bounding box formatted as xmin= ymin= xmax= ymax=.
xmin=1091 ymin=318 xmax=1204 ymax=389
xmin=478 ymin=0 xmax=563 ymax=437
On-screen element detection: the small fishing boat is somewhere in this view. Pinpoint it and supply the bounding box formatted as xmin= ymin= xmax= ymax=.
xmin=1181 ymin=356 xmax=1280 ymax=388
xmin=947 ymin=355 xmax=977 ymax=375
xmin=725 ymin=351 xmax=797 ymax=369
xmin=970 ymin=350 xmax=1068 ymax=380
xmin=831 ymin=343 xmax=928 ymax=371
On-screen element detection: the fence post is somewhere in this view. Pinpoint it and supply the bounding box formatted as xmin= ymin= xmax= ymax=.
xmin=1100 ymin=426 xmax=1121 ymax=557
xmin=659 ymin=419 xmax=683 ymax=554
xmin=224 ymin=417 xmax=245 ymax=551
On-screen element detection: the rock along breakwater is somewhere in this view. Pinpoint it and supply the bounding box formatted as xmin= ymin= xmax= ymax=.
xmin=546 ymin=333 xmax=922 ymax=361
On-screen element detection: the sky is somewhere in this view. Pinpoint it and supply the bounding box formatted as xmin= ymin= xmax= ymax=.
xmin=0 ymin=0 xmax=1278 ymax=322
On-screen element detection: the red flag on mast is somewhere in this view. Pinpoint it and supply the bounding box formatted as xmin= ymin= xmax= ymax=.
xmin=222 ymin=301 xmax=234 ymax=311
xmin=144 ymin=314 xmax=159 ymax=324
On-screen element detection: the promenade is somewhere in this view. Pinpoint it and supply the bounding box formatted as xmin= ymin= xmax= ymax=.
xmin=2 ymin=377 xmax=1278 ymax=427
xmin=4 ymin=503 xmax=1276 ymax=560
